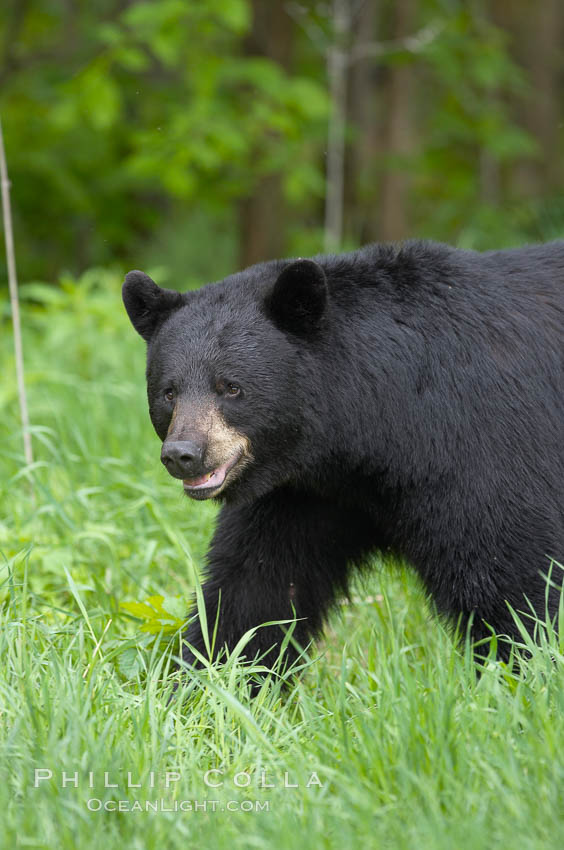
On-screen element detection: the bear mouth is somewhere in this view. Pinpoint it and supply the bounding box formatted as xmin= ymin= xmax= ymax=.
xmin=182 ymin=450 xmax=243 ymax=500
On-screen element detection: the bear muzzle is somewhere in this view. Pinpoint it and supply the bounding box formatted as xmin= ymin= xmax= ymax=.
xmin=160 ymin=439 xmax=206 ymax=480
xmin=161 ymin=407 xmax=252 ymax=498
xmin=160 ymin=437 xmax=247 ymax=500
xmin=181 ymin=448 xmax=244 ymax=500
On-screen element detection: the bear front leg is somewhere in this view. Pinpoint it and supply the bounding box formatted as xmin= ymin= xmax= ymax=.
xmin=181 ymin=488 xmax=373 ymax=674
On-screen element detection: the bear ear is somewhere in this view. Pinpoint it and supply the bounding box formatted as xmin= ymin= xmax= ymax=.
xmin=122 ymin=270 xmax=184 ymax=342
xmin=266 ymin=259 xmax=327 ymax=335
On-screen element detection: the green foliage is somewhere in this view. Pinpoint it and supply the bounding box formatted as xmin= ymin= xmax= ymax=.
xmin=121 ymin=594 xmax=188 ymax=634
xmin=0 ymin=0 xmax=328 ymax=281
xmin=2 ymin=0 xmax=558 ymax=286
xmin=409 ymin=8 xmax=538 ymax=247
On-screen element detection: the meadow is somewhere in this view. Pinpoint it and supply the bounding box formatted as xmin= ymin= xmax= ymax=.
xmin=1 ymin=270 xmax=563 ymax=849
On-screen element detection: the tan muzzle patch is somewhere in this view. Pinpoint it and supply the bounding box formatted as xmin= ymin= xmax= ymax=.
xmin=167 ymin=401 xmax=252 ymax=491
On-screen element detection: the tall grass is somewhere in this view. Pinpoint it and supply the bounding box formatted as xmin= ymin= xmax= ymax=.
xmin=1 ymin=270 xmax=563 ymax=849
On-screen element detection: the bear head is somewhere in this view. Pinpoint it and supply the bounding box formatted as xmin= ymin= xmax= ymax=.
xmin=122 ymin=260 xmax=329 ymax=503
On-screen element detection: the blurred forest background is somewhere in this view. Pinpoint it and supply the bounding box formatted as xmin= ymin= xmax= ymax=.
xmin=1 ymin=0 xmax=563 ymax=288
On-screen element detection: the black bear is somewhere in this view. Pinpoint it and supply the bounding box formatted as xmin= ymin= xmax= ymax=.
xmin=123 ymin=241 xmax=564 ymax=671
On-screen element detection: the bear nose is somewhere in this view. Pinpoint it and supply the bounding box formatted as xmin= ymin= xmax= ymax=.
xmin=160 ymin=440 xmax=205 ymax=480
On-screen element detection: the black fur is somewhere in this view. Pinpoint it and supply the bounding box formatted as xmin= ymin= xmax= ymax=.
xmin=123 ymin=270 xmax=184 ymax=342
xmin=123 ymin=240 xmax=564 ymax=670
xmin=265 ymin=258 xmax=327 ymax=335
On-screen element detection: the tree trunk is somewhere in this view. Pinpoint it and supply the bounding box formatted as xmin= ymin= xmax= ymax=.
xmin=238 ymin=0 xmax=293 ymax=269
xmin=345 ymin=0 xmax=381 ymax=245
xmin=324 ymin=0 xmax=351 ymax=252
xmin=496 ymin=0 xmax=563 ymax=197
xmin=377 ymin=0 xmax=414 ymax=242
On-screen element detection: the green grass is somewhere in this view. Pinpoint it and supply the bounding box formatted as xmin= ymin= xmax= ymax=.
xmin=1 ymin=270 xmax=564 ymax=849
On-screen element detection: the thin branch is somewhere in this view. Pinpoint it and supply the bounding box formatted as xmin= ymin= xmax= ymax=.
xmin=324 ymin=0 xmax=351 ymax=252
xmin=286 ymin=1 xmax=444 ymax=252
xmin=348 ymin=21 xmax=444 ymax=64
xmin=0 ymin=116 xmax=33 ymax=467
xmin=285 ymin=3 xmax=442 ymax=64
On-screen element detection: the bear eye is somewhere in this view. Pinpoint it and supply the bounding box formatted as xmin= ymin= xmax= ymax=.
xmin=226 ymin=382 xmax=241 ymax=397
xmin=164 ymin=388 xmax=175 ymax=402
